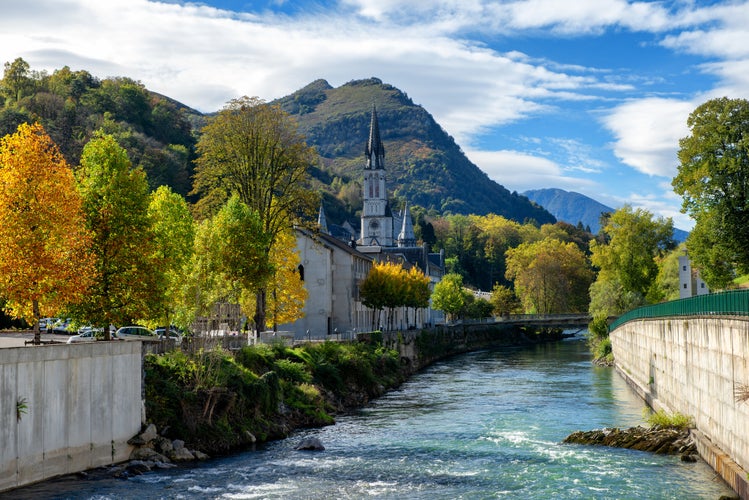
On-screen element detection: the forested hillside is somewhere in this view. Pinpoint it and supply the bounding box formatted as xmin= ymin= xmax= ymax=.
xmin=0 ymin=58 xmax=198 ymax=197
xmin=275 ymin=78 xmax=555 ymax=225
xmin=1 ymin=59 xmax=553 ymax=226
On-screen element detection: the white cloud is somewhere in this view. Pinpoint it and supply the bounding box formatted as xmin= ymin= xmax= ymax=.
xmin=464 ymin=149 xmax=597 ymax=194
xmin=602 ymin=98 xmax=693 ymax=178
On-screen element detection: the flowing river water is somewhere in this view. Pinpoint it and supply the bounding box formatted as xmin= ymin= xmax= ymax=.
xmin=8 ymin=336 xmax=736 ymax=499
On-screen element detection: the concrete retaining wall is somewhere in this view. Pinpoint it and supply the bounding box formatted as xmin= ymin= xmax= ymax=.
xmin=610 ymin=317 xmax=749 ymax=497
xmin=0 ymin=342 xmax=142 ymax=493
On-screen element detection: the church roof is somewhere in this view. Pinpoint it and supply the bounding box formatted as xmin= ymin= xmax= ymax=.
xmin=365 ymin=105 xmax=385 ymax=169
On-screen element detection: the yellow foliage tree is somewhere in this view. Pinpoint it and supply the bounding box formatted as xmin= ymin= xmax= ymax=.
xmin=266 ymin=229 xmax=307 ymax=330
xmin=0 ymin=123 xmax=94 ymax=343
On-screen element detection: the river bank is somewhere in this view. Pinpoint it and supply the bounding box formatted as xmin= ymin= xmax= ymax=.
xmin=142 ymin=324 xmax=565 ymax=457
xmin=5 ymin=337 xmax=736 ymax=499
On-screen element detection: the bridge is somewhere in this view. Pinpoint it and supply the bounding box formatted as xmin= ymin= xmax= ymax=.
xmin=451 ymin=314 xmax=595 ymax=330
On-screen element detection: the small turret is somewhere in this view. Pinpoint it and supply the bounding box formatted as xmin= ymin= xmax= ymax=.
xmin=397 ymin=203 xmax=416 ymax=247
xmin=317 ymin=203 xmax=329 ymax=234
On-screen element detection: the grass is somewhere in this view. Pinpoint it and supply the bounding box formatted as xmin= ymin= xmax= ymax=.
xmin=643 ymin=408 xmax=694 ymax=429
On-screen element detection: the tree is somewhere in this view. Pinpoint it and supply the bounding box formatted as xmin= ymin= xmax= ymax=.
xmin=672 ymin=97 xmax=749 ymax=286
xmin=1 ymin=57 xmax=33 ymax=102
xmin=589 ymin=205 xmax=675 ymax=304
xmin=506 ymin=238 xmax=593 ymax=314
xmin=0 ymin=123 xmax=95 ymax=343
xmin=148 ymin=186 xmax=195 ymax=331
xmin=192 ymin=96 xmax=318 ymax=331
xmin=207 ymin=195 xmax=273 ymax=304
xmin=431 ymin=273 xmax=468 ymax=322
xmin=403 ymin=266 xmax=431 ymax=327
xmin=72 ymin=133 xmax=162 ymax=338
xmin=266 ymin=229 xmax=307 ymax=330
xmin=490 ymin=284 xmax=519 ymax=317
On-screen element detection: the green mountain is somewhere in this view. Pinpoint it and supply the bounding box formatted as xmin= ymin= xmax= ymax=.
xmin=0 ymin=59 xmax=198 ymax=197
xmin=275 ymin=78 xmax=554 ymax=225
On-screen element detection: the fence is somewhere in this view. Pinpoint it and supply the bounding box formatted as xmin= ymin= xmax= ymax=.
xmin=609 ymin=289 xmax=749 ymax=331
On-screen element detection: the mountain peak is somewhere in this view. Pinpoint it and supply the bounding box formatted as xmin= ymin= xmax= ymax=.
xmin=275 ymin=79 xmax=555 ymax=224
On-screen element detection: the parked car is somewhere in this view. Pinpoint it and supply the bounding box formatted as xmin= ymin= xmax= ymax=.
xmin=67 ymin=329 xmax=120 ymax=343
xmin=39 ymin=317 xmax=58 ymax=332
xmin=50 ymin=318 xmax=75 ymax=334
xmin=154 ymin=326 xmax=183 ymax=345
xmin=115 ymin=326 xmax=158 ymax=341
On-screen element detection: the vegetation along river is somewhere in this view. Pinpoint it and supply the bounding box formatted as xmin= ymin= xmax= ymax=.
xmin=9 ymin=336 xmax=735 ymax=499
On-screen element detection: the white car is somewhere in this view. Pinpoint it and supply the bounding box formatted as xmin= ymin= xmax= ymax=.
xmin=154 ymin=327 xmax=183 ymax=345
xmin=116 ymin=326 xmax=158 ymax=341
xmin=67 ymin=328 xmax=119 ymax=343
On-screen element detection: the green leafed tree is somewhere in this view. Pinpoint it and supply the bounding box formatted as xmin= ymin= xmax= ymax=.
xmin=148 ymin=186 xmax=195 ymax=331
xmin=183 ymin=195 xmax=273 ymax=330
xmin=672 ymin=97 xmax=749 ymax=288
xmin=431 ymin=273 xmax=468 ymax=322
xmin=192 ymin=96 xmax=318 ymax=331
xmin=72 ymin=133 xmax=163 ymax=338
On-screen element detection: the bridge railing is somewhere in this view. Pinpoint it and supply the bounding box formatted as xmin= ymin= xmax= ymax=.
xmin=609 ymin=289 xmax=749 ymax=331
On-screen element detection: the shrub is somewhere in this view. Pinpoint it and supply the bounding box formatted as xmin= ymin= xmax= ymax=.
xmin=643 ymin=408 xmax=694 ymax=429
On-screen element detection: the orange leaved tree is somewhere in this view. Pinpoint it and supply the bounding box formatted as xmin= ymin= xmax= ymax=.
xmin=0 ymin=123 xmax=94 ymax=343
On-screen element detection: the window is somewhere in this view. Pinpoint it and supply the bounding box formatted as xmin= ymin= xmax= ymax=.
xmin=298 ymin=264 xmax=305 ymax=281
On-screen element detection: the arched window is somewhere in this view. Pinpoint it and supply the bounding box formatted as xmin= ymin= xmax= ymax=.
xmin=298 ymin=264 xmax=305 ymax=281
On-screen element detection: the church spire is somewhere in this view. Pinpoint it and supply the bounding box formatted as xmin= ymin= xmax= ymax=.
xmin=317 ymin=202 xmax=329 ymax=234
xmin=365 ymin=104 xmax=385 ymax=170
xmin=398 ymin=203 xmax=416 ymax=247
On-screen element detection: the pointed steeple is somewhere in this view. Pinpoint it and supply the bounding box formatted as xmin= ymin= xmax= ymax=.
xmin=397 ymin=203 xmax=416 ymax=247
xmin=365 ymin=104 xmax=385 ymax=170
xmin=317 ymin=203 xmax=329 ymax=234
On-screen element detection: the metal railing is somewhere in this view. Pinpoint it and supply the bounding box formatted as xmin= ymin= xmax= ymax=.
xmin=609 ymin=289 xmax=749 ymax=331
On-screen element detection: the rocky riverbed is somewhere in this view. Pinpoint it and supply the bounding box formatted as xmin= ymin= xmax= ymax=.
xmin=564 ymin=425 xmax=698 ymax=461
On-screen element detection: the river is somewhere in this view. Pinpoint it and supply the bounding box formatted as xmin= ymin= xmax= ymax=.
xmin=7 ymin=336 xmax=735 ymax=499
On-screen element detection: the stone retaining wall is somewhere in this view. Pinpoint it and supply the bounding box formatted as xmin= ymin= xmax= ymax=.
xmin=0 ymin=341 xmax=142 ymax=493
xmin=610 ymin=317 xmax=749 ymax=497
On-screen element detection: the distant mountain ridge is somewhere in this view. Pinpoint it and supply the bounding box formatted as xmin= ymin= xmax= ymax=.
xmin=524 ymin=188 xmax=688 ymax=241
xmin=524 ymin=188 xmax=612 ymax=234
xmin=275 ymin=78 xmax=555 ymax=226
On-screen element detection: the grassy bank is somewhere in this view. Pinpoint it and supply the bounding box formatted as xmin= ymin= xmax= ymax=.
xmin=144 ymin=340 xmax=407 ymax=455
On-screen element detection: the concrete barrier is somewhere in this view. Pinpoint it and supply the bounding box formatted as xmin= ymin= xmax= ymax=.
xmin=610 ymin=317 xmax=749 ymax=497
xmin=0 ymin=341 xmax=142 ymax=493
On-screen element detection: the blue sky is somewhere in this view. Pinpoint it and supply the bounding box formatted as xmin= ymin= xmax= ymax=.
xmin=3 ymin=1 xmax=748 ymax=230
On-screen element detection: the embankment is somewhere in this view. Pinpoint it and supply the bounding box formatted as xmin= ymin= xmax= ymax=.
xmin=610 ymin=317 xmax=749 ymax=498
xmin=0 ymin=342 xmax=142 ymax=493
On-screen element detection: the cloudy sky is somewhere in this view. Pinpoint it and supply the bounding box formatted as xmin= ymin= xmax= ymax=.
xmin=3 ymin=0 xmax=748 ymax=230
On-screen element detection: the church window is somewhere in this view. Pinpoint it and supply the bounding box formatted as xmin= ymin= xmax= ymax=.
xmin=375 ymin=180 xmax=379 ymax=198
xmin=368 ymin=178 xmax=373 ymax=198
xmin=298 ymin=264 xmax=305 ymax=281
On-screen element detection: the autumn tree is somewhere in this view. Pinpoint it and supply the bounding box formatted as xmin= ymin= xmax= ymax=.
xmin=672 ymin=97 xmax=749 ymax=288
xmin=0 ymin=123 xmax=95 ymax=343
xmin=72 ymin=133 xmax=163 ymax=338
xmin=403 ymin=266 xmax=431 ymax=328
xmin=192 ymin=96 xmax=318 ymax=331
xmin=266 ymin=229 xmax=307 ymax=331
xmin=506 ymin=238 xmax=593 ymax=314
xmin=148 ymin=185 xmax=195 ymax=331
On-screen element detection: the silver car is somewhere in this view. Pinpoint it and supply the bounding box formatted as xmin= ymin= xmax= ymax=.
xmin=115 ymin=326 xmax=158 ymax=341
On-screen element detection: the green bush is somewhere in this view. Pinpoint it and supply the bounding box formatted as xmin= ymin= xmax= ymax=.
xmin=643 ymin=408 xmax=694 ymax=429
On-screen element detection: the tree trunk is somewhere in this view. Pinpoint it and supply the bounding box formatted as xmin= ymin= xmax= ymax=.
xmin=255 ymin=289 xmax=267 ymax=333
xmin=32 ymin=299 xmax=41 ymax=345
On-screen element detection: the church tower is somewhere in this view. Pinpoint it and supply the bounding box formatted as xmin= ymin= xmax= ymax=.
xmin=360 ymin=105 xmax=394 ymax=247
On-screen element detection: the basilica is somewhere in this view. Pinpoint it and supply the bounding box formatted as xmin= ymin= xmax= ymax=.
xmin=280 ymin=106 xmax=445 ymax=339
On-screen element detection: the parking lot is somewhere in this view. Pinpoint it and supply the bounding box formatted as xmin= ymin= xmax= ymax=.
xmin=0 ymin=331 xmax=68 ymax=347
